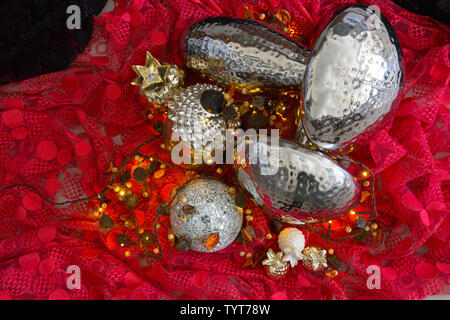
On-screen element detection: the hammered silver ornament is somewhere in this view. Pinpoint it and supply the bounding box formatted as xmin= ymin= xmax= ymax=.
xmin=166 ymin=83 xmax=240 ymax=164
xmin=170 ymin=178 xmax=243 ymax=252
xmin=298 ymin=5 xmax=403 ymax=153
xmin=184 ymin=17 xmax=310 ymax=91
xmin=235 ymin=136 xmax=360 ymax=224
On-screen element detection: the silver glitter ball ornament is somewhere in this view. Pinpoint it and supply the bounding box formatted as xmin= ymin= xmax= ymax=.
xmin=298 ymin=5 xmax=403 ymax=153
xmin=170 ymin=178 xmax=243 ymax=252
xmin=166 ymin=84 xmax=240 ymax=164
xmin=235 ymin=136 xmax=360 ymax=224
xmin=184 ymin=17 xmax=310 ymax=91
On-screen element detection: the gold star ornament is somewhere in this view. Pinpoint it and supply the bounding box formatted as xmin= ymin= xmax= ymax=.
xmin=262 ymin=249 xmax=290 ymax=279
xmin=302 ymin=246 xmax=328 ymax=271
xmin=131 ymin=51 xmax=184 ymax=107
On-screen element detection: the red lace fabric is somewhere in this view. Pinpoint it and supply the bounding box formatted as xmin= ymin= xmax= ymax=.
xmin=0 ymin=0 xmax=448 ymax=300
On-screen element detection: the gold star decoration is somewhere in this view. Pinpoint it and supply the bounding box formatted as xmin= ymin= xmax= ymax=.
xmin=302 ymin=246 xmax=328 ymax=271
xmin=131 ymin=51 xmax=184 ymax=107
xmin=262 ymin=249 xmax=286 ymax=273
xmin=262 ymin=249 xmax=290 ymax=279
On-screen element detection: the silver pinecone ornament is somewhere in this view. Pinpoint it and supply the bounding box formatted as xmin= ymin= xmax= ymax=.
xmin=166 ymin=83 xmax=240 ymax=165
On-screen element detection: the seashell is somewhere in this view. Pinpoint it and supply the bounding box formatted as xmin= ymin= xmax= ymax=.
xmin=278 ymin=227 xmax=305 ymax=267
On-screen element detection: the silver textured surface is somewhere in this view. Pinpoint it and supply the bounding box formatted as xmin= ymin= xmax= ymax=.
xmin=167 ymin=84 xmax=229 ymax=153
xmin=235 ymin=137 xmax=361 ymax=224
xmin=184 ymin=17 xmax=310 ymax=91
xmin=170 ymin=178 xmax=243 ymax=252
xmin=299 ymin=6 xmax=403 ymax=153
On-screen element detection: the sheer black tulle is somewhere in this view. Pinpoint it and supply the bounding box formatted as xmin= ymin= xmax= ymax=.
xmin=0 ymin=0 xmax=107 ymax=85
xmin=392 ymin=0 xmax=450 ymax=25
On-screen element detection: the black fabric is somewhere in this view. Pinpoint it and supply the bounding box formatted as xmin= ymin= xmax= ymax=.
xmin=392 ymin=0 xmax=450 ymax=25
xmin=0 ymin=0 xmax=108 ymax=85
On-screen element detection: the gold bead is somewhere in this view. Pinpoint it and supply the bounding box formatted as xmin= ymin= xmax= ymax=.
xmin=134 ymin=155 xmax=140 ymax=161
xmin=228 ymin=187 xmax=236 ymax=194
xmin=124 ymin=251 xmax=131 ymax=257
xmin=328 ymin=248 xmax=334 ymax=255
xmin=269 ymin=115 xmax=276 ymax=121
xmin=223 ymin=93 xmax=230 ymax=100
xmin=265 ymin=233 xmax=272 ymax=240
xmin=168 ymin=234 xmax=174 ymax=240
xmin=142 ymin=192 xmax=148 ymax=198
xmin=111 ymin=167 xmax=118 ymax=173
xmin=371 ymin=223 xmax=378 ymax=230
xmin=101 ymin=203 xmax=107 ymax=209
xmin=365 ymin=226 xmax=371 ymax=232
xmin=245 ymin=252 xmax=252 ymax=258
xmin=216 ymin=168 xmax=223 ymax=174
xmin=156 ymin=223 xmax=161 ymax=229
xmin=363 ymin=181 xmax=370 ymax=187
xmin=160 ymin=164 xmax=166 ymax=169
xmin=345 ymin=226 xmax=352 ymax=233
xmin=331 ymin=270 xmax=338 ymax=277
xmin=113 ymin=185 xmax=120 ymax=193
xmin=92 ymin=211 xmax=99 ymax=217
xmin=125 ymin=182 xmax=132 ymax=188
xmin=372 ymin=231 xmax=378 ymax=237
xmin=260 ymin=13 xmax=265 ymax=19
xmin=245 ymin=209 xmax=252 ymax=214
xmin=148 ymin=114 xmax=154 ymax=119
xmin=154 ymin=169 xmax=165 ymax=179
xmin=246 ymin=215 xmax=254 ymax=222
xmin=153 ymin=248 xmax=160 ymax=254
xmin=239 ymin=251 xmax=245 ymax=257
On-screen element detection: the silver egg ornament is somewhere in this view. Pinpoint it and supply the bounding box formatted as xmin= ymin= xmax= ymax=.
xmin=299 ymin=5 xmax=403 ymax=153
xmin=235 ymin=136 xmax=360 ymax=224
xmin=184 ymin=17 xmax=310 ymax=91
xmin=170 ymin=178 xmax=243 ymax=252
